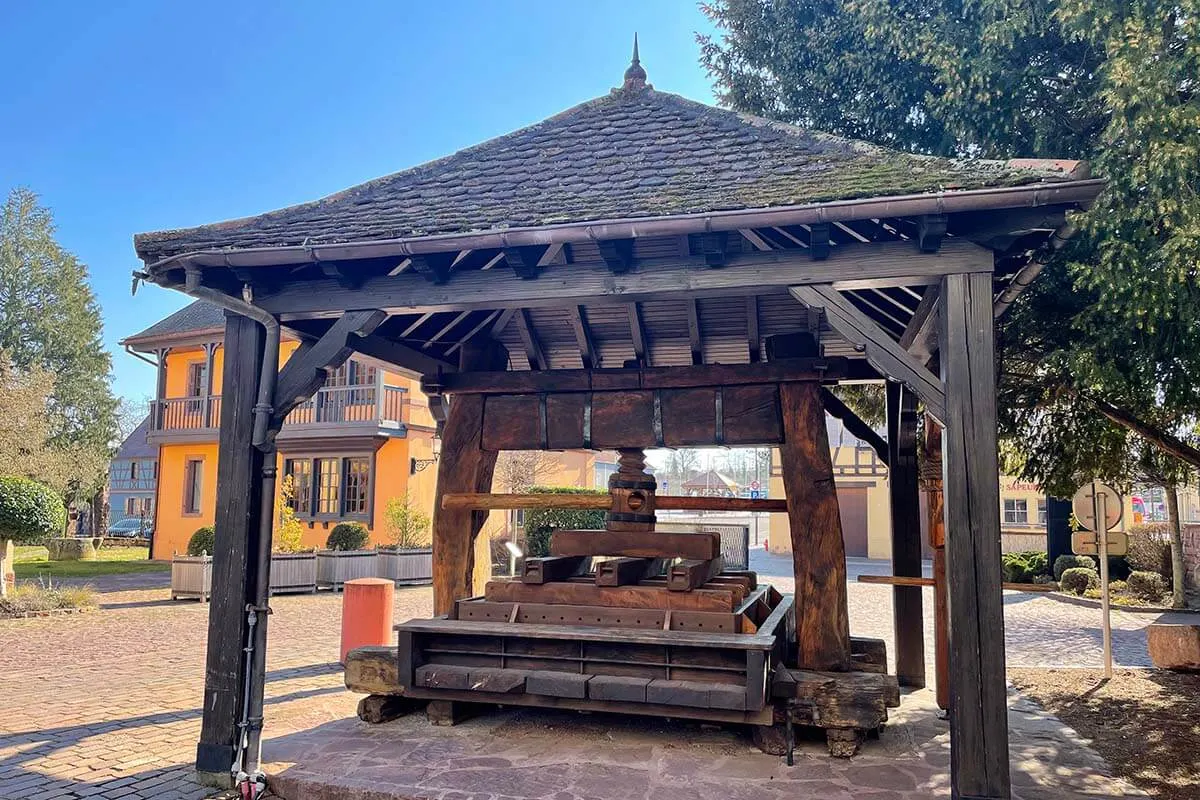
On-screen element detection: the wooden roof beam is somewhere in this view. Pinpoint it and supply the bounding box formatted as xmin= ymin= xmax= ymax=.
xmin=598 ymin=238 xmax=635 ymax=274
xmin=819 ymin=387 xmax=890 ymax=467
xmin=746 ymin=296 xmax=760 ymax=363
xmin=515 ymin=308 xmax=547 ymax=370
xmin=445 ymin=310 xmax=502 ymax=357
xmin=569 ymin=305 xmax=599 ymax=369
xmin=900 ymin=285 xmax=941 ymax=363
xmin=686 ymin=298 xmax=703 ymax=365
xmin=791 ymin=284 xmax=945 ymax=423
xmin=628 ymin=302 xmax=648 ymax=366
xmin=423 ymin=310 xmax=471 ymax=350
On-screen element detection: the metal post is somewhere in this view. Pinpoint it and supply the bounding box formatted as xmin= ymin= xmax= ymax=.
xmin=1094 ymin=480 xmax=1113 ymax=679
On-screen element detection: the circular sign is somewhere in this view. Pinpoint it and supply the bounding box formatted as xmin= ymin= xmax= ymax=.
xmin=1072 ymin=481 xmax=1123 ymax=532
xmin=750 ymin=480 xmax=761 ymax=490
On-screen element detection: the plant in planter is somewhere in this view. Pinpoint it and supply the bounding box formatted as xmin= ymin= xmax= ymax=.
xmin=187 ymin=526 xmax=215 ymax=556
xmin=378 ymin=493 xmax=432 ymax=584
xmin=0 ymin=475 xmax=67 ymax=596
xmin=172 ymin=525 xmax=216 ymax=601
xmin=317 ymin=522 xmax=377 ymax=590
xmin=269 ymin=476 xmax=317 ymax=594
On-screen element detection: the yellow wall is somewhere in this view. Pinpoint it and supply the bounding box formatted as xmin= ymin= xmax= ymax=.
xmin=153 ymin=442 xmax=220 ymax=558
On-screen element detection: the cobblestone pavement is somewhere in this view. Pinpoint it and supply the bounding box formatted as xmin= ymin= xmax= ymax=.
xmin=1 ymin=556 xmax=1172 ymax=799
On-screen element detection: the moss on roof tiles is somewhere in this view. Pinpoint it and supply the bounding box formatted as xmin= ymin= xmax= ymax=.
xmin=134 ymin=86 xmax=1075 ymax=263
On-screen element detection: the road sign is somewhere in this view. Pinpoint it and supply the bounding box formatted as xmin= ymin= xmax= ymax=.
xmin=1072 ymin=482 xmax=1122 ymax=531
xmin=749 ymin=490 xmax=760 ymax=499
xmin=750 ymin=480 xmax=761 ymax=490
xmin=661 ymin=481 xmax=668 ymax=491
xmin=1070 ymin=530 xmax=1128 ymax=557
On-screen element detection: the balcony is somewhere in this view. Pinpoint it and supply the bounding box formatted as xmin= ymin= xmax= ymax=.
xmin=148 ymin=385 xmax=410 ymax=443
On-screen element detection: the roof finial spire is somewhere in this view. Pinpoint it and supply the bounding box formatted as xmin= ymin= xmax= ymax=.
xmin=622 ymin=33 xmax=648 ymax=91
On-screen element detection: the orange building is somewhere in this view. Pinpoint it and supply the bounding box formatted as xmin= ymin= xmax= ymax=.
xmin=122 ymin=301 xmax=611 ymax=568
xmin=122 ymin=301 xmax=442 ymax=559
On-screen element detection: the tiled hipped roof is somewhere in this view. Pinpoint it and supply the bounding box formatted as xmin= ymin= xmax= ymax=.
xmin=133 ymin=85 xmax=1078 ymax=263
xmin=121 ymin=300 xmax=225 ymax=343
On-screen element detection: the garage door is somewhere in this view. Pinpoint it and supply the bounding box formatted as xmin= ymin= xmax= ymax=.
xmin=838 ymin=486 xmax=869 ymax=558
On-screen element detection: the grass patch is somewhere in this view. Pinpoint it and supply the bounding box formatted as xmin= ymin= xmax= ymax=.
xmin=13 ymin=545 xmax=168 ymax=579
xmin=0 ymin=581 xmax=98 ymax=617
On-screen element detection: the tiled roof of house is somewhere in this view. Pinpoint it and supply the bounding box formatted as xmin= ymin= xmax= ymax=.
xmin=113 ymin=416 xmax=156 ymax=460
xmin=122 ymin=300 xmax=224 ymax=344
xmin=133 ymin=83 xmax=1081 ymax=263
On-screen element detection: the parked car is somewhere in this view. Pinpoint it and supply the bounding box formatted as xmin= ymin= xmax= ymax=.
xmin=107 ymin=518 xmax=153 ymax=539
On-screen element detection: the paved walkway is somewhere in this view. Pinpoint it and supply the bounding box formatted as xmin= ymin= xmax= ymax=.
xmin=1 ymin=558 xmax=1167 ymax=799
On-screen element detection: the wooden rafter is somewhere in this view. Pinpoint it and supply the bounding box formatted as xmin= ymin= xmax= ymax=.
xmin=444 ymin=310 xmax=502 ymax=357
xmin=400 ymin=311 xmax=434 ymax=338
xmin=847 ymin=290 xmax=909 ymax=331
xmin=746 ymin=296 xmax=760 ymax=363
xmin=515 ymin=308 xmax=547 ymax=370
xmin=387 ymin=257 xmax=413 ymax=276
xmin=349 ymin=332 xmax=457 ymax=376
xmin=739 ymin=229 xmax=772 ymax=252
xmin=900 ymin=285 xmax=941 ymax=362
xmin=791 ymin=284 xmax=945 ymax=422
xmin=686 ymin=298 xmax=703 ymax=365
xmin=569 ymin=305 xmax=599 ymax=369
xmin=627 ymin=302 xmax=648 ymax=366
xmin=424 ymin=311 xmax=471 ymax=349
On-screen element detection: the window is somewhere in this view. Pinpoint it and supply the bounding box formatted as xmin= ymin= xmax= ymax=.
xmin=1003 ymin=498 xmax=1028 ymax=525
xmin=326 ymin=359 xmax=377 ymax=388
xmin=594 ymin=461 xmax=617 ymax=489
xmin=185 ymin=361 xmax=208 ymax=397
xmin=125 ymin=497 xmax=137 ymax=515
xmin=183 ymin=458 xmax=203 ymax=515
xmin=343 ymin=458 xmax=370 ymax=515
xmin=284 ymin=459 xmax=313 ymax=514
xmin=129 ymin=461 xmax=138 ymax=481
xmin=316 ymin=458 xmax=341 ymax=515
xmin=1037 ymin=498 xmax=1048 ymax=526
xmin=285 ymin=454 xmax=371 ymax=520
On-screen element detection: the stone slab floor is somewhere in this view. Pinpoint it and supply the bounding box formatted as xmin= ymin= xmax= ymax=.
xmin=0 ymin=559 xmax=1167 ymax=800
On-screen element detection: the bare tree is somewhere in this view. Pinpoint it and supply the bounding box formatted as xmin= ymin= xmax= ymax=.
xmin=494 ymin=451 xmax=561 ymax=494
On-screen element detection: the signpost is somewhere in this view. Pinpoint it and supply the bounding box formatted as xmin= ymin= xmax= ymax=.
xmin=1070 ymin=480 xmax=1124 ymax=678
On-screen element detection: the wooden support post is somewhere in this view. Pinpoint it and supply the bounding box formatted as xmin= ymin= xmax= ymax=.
xmin=886 ymin=382 xmax=925 ymax=689
xmin=432 ymin=339 xmax=508 ymax=615
xmin=941 ymin=272 xmax=1011 ymax=800
xmin=921 ymin=413 xmax=950 ymax=711
xmin=195 ymin=313 xmax=268 ymax=787
xmin=768 ymin=333 xmax=851 ymax=671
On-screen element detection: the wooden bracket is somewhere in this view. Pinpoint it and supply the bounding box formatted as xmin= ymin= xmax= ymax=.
xmin=319 ymin=261 xmax=364 ymax=289
xmin=899 ymin=285 xmax=940 ymax=363
xmin=410 ymin=252 xmax=456 ymax=284
xmin=597 ymin=238 xmax=635 ymax=274
xmin=790 ymin=285 xmax=945 ymax=423
xmin=503 ymin=246 xmax=548 ymax=280
xmin=819 ymin=388 xmax=889 ymax=467
xmin=809 ymin=223 xmax=832 ymax=260
xmin=515 ymin=309 xmax=547 ymax=371
xmin=269 ymin=309 xmax=388 ymax=436
xmin=696 ymin=231 xmax=731 ymax=267
xmin=916 ymin=214 xmax=948 ymax=253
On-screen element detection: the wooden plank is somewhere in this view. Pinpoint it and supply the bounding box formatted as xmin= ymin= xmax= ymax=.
xmin=721 ymin=384 xmax=783 ymax=444
xmin=551 ymin=530 xmax=721 ymax=560
xmin=429 ymin=358 xmax=842 ymax=395
xmin=922 ymin=413 xmax=950 ymax=710
xmin=646 ymin=679 xmax=710 ymax=708
xmin=887 ymin=381 xmax=926 ymax=690
xmin=467 ymin=667 xmax=529 ymax=694
xmin=514 ymin=308 xmax=546 ymax=370
xmin=484 ymin=579 xmax=735 ymax=613
xmin=521 ymin=556 xmax=587 ymax=585
xmin=588 ymin=675 xmax=650 ymax=703
xmin=260 ymin=238 xmax=994 ymax=318
xmin=432 ymin=340 xmax=508 ymax=615
xmin=440 ymin=493 xmax=786 ymax=513
xmin=856 ymin=575 xmax=1055 ymax=593
xmin=899 ymin=284 xmax=940 ymax=361
xmin=667 ymin=558 xmax=724 ymax=591
xmin=344 ymin=645 xmax=400 ymax=695
xmin=746 ymin=296 xmax=760 ymax=362
xmin=660 ymin=388 xmax=717 ymax=446
xmin=940 ymin=271 xmax=1011 ymax=799
xmin=628 ymin=303 xmax=648 ymax=365
xmin=527 ymin=671 xmax=592 ymax=699
xmin=791 ymin=284 xmax=946 ymax=423
xmin=455 ymin=599 xmax=744 ymax=633
xmin=771 ymin=334 xmax=851 ymax=672
xmin=595 ymin=557 xmax=660 ymax=586
xmin=686 ymin=298 xmax=703 ymax=365
xmin=399 ymin=617 xmax=776 ymax=652
xmin=195 ymin=312 xmax=269 ymax=781
xmin=568 ymin=305 xmax=598 ymax=368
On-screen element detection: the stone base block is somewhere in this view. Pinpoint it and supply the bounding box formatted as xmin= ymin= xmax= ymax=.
xmin=1148 ymin=623 xmax=1200 ymax=671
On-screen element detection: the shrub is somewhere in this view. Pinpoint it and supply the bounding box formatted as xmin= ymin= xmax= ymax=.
xmin=1127 ymin=570 xmax=1167 ymax=601
xmin=1053 ymin=554 xmax=1095 ymax=581
xmin=273 ymin=475 xmax=305 ymax=554
xmin=1001 ymin=551 xmax=1049 ymax=583
xmin=326 ymin=522 xmax=369 ymax=551
xmin=1109 ymin=580 xmax=1128 ymax=594
xmin=1103 ymin=555 xmax=1131 ymax=581
xmin=1060 ymin=567 xmax=1099 ymax=595
xmin=187 ymin=526 xmax=216 ymax=556
xmin=1126 ymin=523 xmax=1173 ymax=581
xmin=0 ymin=476 xmax=66 ymax=545
xmin=383 ymin=493 xmax=430 ymax=549
xmin=523 ymin=486 xmax=607 ymax=558
xmin=0 ymin=580 xmax=96 ymax=616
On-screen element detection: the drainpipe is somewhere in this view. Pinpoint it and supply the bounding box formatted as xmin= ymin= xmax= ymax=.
xmin=993 ymin=223 xmax=1076 ymax=318
xmin=174 ymin=268 xmax=279 ymax=792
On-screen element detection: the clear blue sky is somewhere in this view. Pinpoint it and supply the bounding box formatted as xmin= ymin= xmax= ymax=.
xmin=0 ymin=1 xmax=719 ymax=402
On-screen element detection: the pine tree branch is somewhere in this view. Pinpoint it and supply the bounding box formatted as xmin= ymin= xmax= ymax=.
xmin=1069 ymin=387 xmax=1200 ymax=471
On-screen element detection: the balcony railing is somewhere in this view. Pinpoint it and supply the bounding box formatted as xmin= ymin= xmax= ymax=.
xmin=150 ymin=385 xmax=408 ymax=433
xmin=110 ymin=477 xmax=157 ymax=491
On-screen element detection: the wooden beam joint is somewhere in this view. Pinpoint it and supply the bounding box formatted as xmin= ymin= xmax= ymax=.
xmin=597 ymin=239 xmax=635 ymax=274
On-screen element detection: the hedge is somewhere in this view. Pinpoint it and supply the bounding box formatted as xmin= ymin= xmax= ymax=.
xmin=1060 ymin=567 xmax=1099 ymax=595
xmin=1126 ymin=522 xmax=1173 ymax=581
xmin=1053 ymin=554 xmax=1095 ymax=582
xmin=1127 ymin=570 xmax=1167 ymax=600
xmin=1001 ymin=551 xmax=1049 ymax=583
xmin=0 ymin=476 xmax=66 ymax=545
xmin=523 ymin=486 xmax=607 ymax=558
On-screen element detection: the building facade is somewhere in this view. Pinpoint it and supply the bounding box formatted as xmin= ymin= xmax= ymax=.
xmin=122 ymin=301 xmax=442 ymax=559
xmin=107 ymin=416 xmax=158 ymax=529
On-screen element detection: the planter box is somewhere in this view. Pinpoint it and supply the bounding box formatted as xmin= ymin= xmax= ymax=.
xmin=316 ymin=549 xmax=379 ymax=591
xmin=171 ymin=554 xmax=213 ymax=601
xmin=270 ymin=552 xmax=318 ymax=594
xmin=378 ymin=548 xmax=433 ymax=585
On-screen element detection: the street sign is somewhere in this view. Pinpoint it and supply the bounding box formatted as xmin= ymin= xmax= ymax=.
xmin=750 ymin=480 xmax=761 ymax=490
xmin=1072 ymin=482 xmax=1122 ymax=531
xmin=749 ymin=490 xmax=760 ymax=499
xmin=1070 ymin=530 xmax=1128 ymax=557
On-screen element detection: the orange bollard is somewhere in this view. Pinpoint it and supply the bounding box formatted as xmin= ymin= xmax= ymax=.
xmin=340 ymin=577 xmax=395 ymax=664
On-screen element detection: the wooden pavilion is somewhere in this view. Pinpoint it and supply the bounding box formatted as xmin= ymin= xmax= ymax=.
xmin=133 ymin=48 xmax=1101 ymax=800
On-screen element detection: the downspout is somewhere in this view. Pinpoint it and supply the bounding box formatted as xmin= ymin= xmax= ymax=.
xmin=177 ymin=268 xmax=279 ymax=793
xmin=993 ymin=223 xmax=1076 ymax=318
